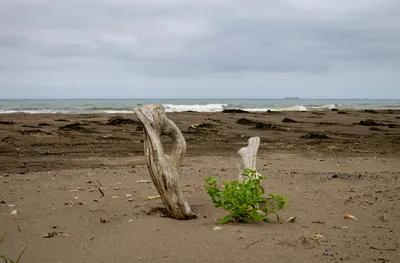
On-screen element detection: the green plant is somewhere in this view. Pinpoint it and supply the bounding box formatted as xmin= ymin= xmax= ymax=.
xmin=0 ymin=231 xmax=26 ymax=263
xmin=204 ymin=168 xmax=288 ymax=224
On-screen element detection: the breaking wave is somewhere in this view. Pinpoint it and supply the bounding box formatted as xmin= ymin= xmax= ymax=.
xmin=163 ymin=104 xmax=228 ymax=112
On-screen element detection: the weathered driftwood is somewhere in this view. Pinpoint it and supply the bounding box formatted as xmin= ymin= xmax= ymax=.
xmin=133 ymin=104 xmax=195 ymax=220
xmin=238 ymin=136 xmax=260 ymax=180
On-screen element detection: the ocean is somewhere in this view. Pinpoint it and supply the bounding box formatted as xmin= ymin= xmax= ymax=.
xmin=1 ymin=99 xmax=400 ymax=114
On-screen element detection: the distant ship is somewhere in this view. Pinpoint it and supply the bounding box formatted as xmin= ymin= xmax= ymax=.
xmin=285 ymin=97 xmax=299 ymax=100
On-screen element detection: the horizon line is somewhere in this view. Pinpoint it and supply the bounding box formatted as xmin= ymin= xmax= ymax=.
xmin=0 ymin=97 xmax=397 ymax=100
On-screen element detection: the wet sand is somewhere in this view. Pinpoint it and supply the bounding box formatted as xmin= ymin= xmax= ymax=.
xmin=1 ymin=109 xmax=400 ymax=263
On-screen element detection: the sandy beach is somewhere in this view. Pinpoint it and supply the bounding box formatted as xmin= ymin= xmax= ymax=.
xmin=1 ymin=109 xmax=399 ymax=263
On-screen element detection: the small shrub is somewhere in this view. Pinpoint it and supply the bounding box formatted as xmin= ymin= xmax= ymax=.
xmin=0 ymin=231 xmax=26 ymax=263
xmin=204 ymin=169 xmax=288 ymax=224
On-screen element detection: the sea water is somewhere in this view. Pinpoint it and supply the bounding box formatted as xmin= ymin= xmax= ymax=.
xmin=1 ymin=99 xmax=400 ymax=114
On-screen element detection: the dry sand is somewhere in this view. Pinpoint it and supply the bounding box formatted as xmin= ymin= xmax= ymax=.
xmin=1 ymin=110 xmax=399 ymax=263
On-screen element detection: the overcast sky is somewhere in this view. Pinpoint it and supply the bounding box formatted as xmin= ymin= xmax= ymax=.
xmin=0 ymin=0 xmax=399 ymax=99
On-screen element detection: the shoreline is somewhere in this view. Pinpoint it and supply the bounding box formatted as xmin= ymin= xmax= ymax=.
xmin=2 ymin=98 xmax=400 ymax=115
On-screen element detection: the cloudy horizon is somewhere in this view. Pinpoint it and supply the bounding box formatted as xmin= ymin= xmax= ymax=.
xmin=0 ymin=0 xmax=399 ymax=99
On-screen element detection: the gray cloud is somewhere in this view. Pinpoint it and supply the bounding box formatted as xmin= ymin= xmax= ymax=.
xmin=0 ymin=0 xmax=399 ymax=98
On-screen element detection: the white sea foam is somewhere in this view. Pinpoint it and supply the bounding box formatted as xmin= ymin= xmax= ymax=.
xmin=101 ymin=110 xmax=134 ymax=114
xmin=242 ymin=105 xmax=309 ymax=112
xmin=308 ymin=104 xmax=339 ymax=110
xmin=0 ymin=109 xmax=72 ymax=114
xmin=162 ymin=104 xmax=228 ymax=112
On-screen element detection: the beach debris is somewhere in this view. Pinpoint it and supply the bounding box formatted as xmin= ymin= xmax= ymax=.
xmin=137 ymin=180 xmax=151 ymax=184
xmin=301 ymin=132 xmax=330 ymax=139
xmin=222 ymin=109 xmax=250 ymax=113
xmin=189 ymin=123 xmax=214 ymax=129
xmin=284 ymin=216 xmax=297 ymax=224
xmin=112 ymin=196 xmax=119 ymax=199
xmin=357 ymin=120 xmax=386 ymax=126
xmin=236 ymin=118 xmax=282 ymax=130
xmin=238 ymin=137 xmax=260 ymax=181
xmin=255 ymin=122 xmax=278 ymax=130
xmin=236 ymin=118 xmax=258 ymax=125
xmin=59 ymin=123 xmax=86 ymax=132
xmin=333 ymin=225 xmax=349 ymax=230
xmin=43 ymin=232 xmax=57 ymax=238
xmin=134 ymin=104 xmax=195 ymax=220
xmin=370 ymin=127 xmax=385 ymax=131
xmin=128 ymin=219 xmax=134 ymax=223
xmin=213 ymin=226 xmax=223 ymax=231
xmin=132 ymin=164 xmax=147 ymax=168
xmin=282 ymin=118 xmax=298 ymax=123
xmin=98 ymin=188 xmax=105 ymax=197
xmin=379 ymin=214 xmax=388 ymax=222
xmin=68 ymin=189 xmax=79 ymax=192
xmin=147 ymin=195 xmax=161 ymax=200
xmin=128 ymin=198 xmax=134 ymax=202
xmin=38 ymin=122 xmax=50 ymax=126
xmin=43 ymin=231 xmax=68 ymax=238
xmin=313 ymin=234 xmax=324 ymax=239
xmin=106 ymin=116 xmax=140 ymax=125
xmin=64 ymin=202 xmax=84 ymax=207
xmin=0 ymin=120 xmax=15 ymax=125
xmin=100 ymin=219 xmax=109 ymax=224
xmin=344 ymin=214 xmax=359 ymax=220
xmin=145 ymin=207 xmax=167 ymax=217
xmin=114 ymin=187 xmax=120 ymax=190
xmin=372 ymin=225 xmax=391 ymax=230
xmin=10 ymin=210 xmax=18 ymax=215
xmin=126 ymin=194 xmax=133 ymax=197
xmin=6 ymin=204 xmax=15 ymax=208
xmin=311 ymin=221 xmax=325 ymax=224
xmin=370 ymin=247 xmax=397 ymax=252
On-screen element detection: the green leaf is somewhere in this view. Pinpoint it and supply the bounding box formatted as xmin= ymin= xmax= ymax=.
xmin=220 ymin=215 xmax=233 ymax=224
xmin=250 ymin=213 xmax=265 ymax=221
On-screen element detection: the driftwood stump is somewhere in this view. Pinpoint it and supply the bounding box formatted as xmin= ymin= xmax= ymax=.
xmin=134 ymin=104 xmax=195 ymax=220
xmin=238 ymin=137 xmax=260 ymax=180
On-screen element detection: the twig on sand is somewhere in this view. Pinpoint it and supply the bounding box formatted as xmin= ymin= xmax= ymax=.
xmin=244 ymin=239 xmax=264 ymax=250
xmin=370 ymin=247 xmax=396 ymax=252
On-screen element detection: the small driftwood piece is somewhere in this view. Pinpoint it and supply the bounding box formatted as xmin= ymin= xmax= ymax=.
xmin=134 ymin=104 xmax=195 ymax=220
xmin=238 ymin=136 xmax=260 ymax=180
